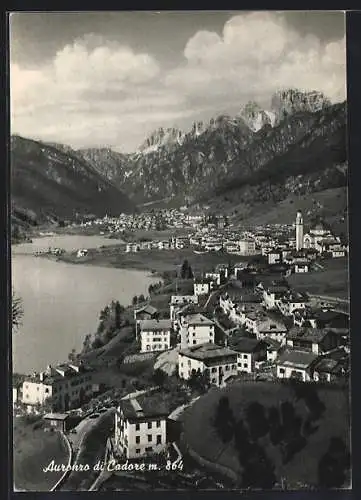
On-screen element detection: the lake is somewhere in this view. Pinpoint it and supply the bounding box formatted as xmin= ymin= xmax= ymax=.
xmin=12 ymin=235 xmax=159 ymax=374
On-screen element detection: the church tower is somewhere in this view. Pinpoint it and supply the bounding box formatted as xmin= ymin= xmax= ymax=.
xmin=296 ymin=211 xmax=304 ymax=251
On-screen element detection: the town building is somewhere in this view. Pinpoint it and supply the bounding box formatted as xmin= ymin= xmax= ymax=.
xmin=178 ymin=343 xmax=238 ymax=386
xmin=169 ymin=295 xmax=198 ymax=322
xmin=43 ymin=413 xmax=70 ymax=433
xmin=276 ymin=290 xmax=308 ymax=317
xmin=134 ymin=305 xmax=159 ymax=338
xmin=267 ymin=250 xmax=282 ymax=265
xmin=238 ymin=238 xmax=257 ymax=256
xmin=194 ymin=280 xmax=211 ymax=297
xmin=139 ymin=319 xmax=172 ymax=353
xmin=114 ymin=397 xmax=168 ymax=459
xmin=21 ymin=362 xmax=94 ymax=412
xmin=232 ymin=338 xmax=268 ymax=373
xmin=263 ymin=285 xmax=289 ymax=310
xmin=285 ymin=327 xmax=341 ymax=355
xmin=276 ymin=350 xmax=318 ymax=382
xmin=180 ymin=313 xmax=215 ymax=347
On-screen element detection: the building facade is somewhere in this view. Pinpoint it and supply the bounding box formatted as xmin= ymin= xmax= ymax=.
xmin=139 ymin=319 xmax=172 ymax=353
xmin=178 ymin=343 xmax=238 ymax=386
xmin=114 ymin=398 xmax=168 ymax=459
xmin=22 ymin=362 xmax=94 ymax=412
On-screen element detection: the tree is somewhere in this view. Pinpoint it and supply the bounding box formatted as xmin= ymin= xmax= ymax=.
xmin=180 ymin=260 xmax=194 ymax=279
xmin=213 ymin=395 xmax=235 ymax=443
xmin=114 ymin=301 xmax=123 ymax=329
xmin=12 ymin=292 xmax=23 ymax=331
xmin=138 ymin=294 xmax=145 ymax=303
xmin=245 ymin=402 xmax=269 ymax=440
xmin=152 ymin=368 xmax=167 ymax=387
xmin=132 ymin=295 xmax=138 ymax=306
xmin=318 ymin=437 xmax=350 ymax=488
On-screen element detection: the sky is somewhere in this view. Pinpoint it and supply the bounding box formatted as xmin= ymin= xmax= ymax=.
xmin=9 ymin=11 xmax=346 ymax=153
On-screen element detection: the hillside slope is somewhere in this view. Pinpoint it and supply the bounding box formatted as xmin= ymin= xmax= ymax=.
xmin=11 ymin=136 xmax=135 ymax=225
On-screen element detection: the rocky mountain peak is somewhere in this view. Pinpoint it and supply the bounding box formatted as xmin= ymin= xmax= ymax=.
xmin=271 ymin=88 xmax=332 ymax=124
xmin=139 ymin=127 xmax=186 ymax=153
xmin=239 ymin=101 xmax=276 ymax=132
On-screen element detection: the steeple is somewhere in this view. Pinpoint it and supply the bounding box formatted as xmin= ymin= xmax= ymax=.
xmin=295 ymin=211 xmax=304 ymax=251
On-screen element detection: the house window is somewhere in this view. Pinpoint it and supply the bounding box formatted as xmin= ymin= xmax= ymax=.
xmin=243 ymin=354 xmax=248 ymax=359
xmin=244 ymin=363 xmax=248 ymax=368
xmin=193 ymin=340 xmax=197 ymax=345
xmin=148 ymin=422 xmax=152 ymax=429
xmin=156 ymin=435 xmax=162 ymax=445
xmin=156 ymin=420 xmax=161 ymax=428
xmin=136 ymin=449 xmax=141 ymax=454
xmin=279 ymin=368 xmax=285 ymax=374
xmin=211 ymin=367 xmax=216 ymax=373
xmin=225 ymin=366 xmax=230 ymax=371
xmin=211 ymin=378 xmax=216 ymax=383
xmin=231 ymin=364 xmax=236 ymax=370
xmin=147 ymin=435 xmax=152 ymax=442
xmin=145 ymin=447 xmax=153 ymax=452
xmin=136 ymin=436 xmax=140 ymax=444
xmin=136 ymin=423 xmax=140 ymax=431
xmin=45 ymin=388 xmax=49 ymax=393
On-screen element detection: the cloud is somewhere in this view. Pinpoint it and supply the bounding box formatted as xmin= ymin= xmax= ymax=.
xmin=11 ymin=13 xmax=346 ymax=151
xmin=165 ymin=12 xmax=346 ymax=106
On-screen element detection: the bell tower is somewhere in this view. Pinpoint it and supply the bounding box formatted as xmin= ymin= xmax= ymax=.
xmin=295 ymin=211 xmax=303 ymax=251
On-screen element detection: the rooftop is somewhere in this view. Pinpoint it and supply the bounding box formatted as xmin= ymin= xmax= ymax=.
xmin=231 ymin=338 xmax=266 ymax=353
xmin=184 ymin=313 xmax=215 ymax=326
xmin=24 ymin=362 xmax=93 ymax=385
xmin=277 ymin=349 xmax=318 ymax=368
xmin=179 ymin=342 xmax=238 ymax=361
xmin=120 ymin=395 xmax=169 ymax=421
xmin=287 ymin=327 xmax=331 ymax=343
xmin=135 ymin=304 xmax=158 ymax=316
xmin=43 ymin=413 xmax=69 ymax=421
xmin=140 ymin=319 xmax=172 ymax=331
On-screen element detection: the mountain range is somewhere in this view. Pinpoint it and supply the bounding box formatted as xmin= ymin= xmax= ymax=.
xmin=11 ymin=88 xmax=347 ymax=233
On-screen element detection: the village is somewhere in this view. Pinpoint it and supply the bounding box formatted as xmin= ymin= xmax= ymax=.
xmin=13 ymin=209 xmax=350 ymax=491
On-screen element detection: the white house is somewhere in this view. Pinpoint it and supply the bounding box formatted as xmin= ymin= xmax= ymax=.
xmin=263 ymin=285 xmax=289 ymax=310
xmin=169 ymin=295 xmax=198 ymax=322
xmin=294 ymin=260 xmax=310 ymax=273
xmin=205 ymin=272 xmax=221 ymax=286
xmin=139 ymin=319 xmax=172 ymax=353
xmin=181 ymin=313 xmax=215 ymax=346
xmin=276 ymin=291 xmax=308 ymax=317
xmin=178 ymin=343 xmax=238 ymax=386
xmin=194 ymin=281 xmax=211 ymax=297
xmin=276 ymin=350 xmax=318 ymax=382
xmin=114 ymin=397 xmax=168 ymax=459
xmin=254 ymin=315 xmax=288 ymax=344
xmin=267 ymin=250 xmax=282 ymax=265
xmin=238 ymin=238 xmax=257 ymax=256
xmin=22 ymin=362 xmax=94 ymax=412
xmin=232 ymin=338 xmax=268 ymax=374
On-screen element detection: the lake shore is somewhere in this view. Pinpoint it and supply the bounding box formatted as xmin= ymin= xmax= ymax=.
xmin=39 ymin=245 xmax=249 ymax=276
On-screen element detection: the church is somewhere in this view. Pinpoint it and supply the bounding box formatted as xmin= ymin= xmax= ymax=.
xmin=295 ymin=211 xmax=346 ymax=257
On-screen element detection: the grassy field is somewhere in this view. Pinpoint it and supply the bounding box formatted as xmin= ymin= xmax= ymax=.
xmin=182 ymin=381 xmax=350 ymax=488
xmin=13 ymin=416 xmax=69 ymax=491
xmin=54 ymin=246 xmax=248 ymax=275
xmin=288 ymin=257 xmax=349 ymax=299
xmin=210 ymin=187 xmax=347 ymax=230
